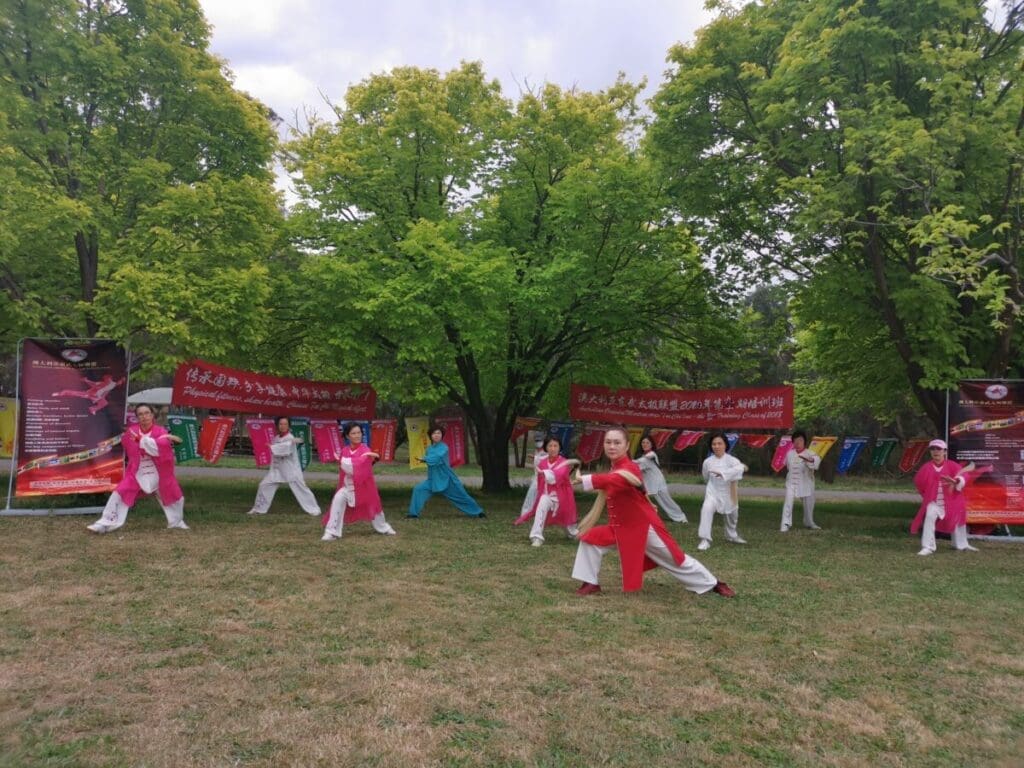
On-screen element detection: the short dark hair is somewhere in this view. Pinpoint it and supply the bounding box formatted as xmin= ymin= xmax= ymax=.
xmin=791 ymin=430 xmax=808 ymax=443
xmin=430 ymin=424 xmax=446 ymax=437
xmin=133 ymin=403 xmax=154 ymax=415
xmin=342 ymin=421 xmax=362 ymax=437
xmin=708 ymin=431 xmax=728 ymax=447
xmin=276 ymin=416 xmax=291 ymax=427
xmin=543 ymin=435 xmax=561 ymax=451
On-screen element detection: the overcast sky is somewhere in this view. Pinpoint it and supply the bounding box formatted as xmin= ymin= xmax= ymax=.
xmin=199 ymin=0 xmax=715 ymax=129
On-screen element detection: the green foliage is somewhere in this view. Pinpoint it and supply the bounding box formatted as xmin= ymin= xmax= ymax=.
xmin=0 ymin=0 xmax=280 ymax=374
xmin=649 ymin=0 xmax=1024 ymax=430
xmin=288 ymin=64 xmax=727 ymax=488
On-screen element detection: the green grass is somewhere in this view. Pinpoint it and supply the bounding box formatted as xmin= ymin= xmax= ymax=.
xmin=0 ymin=478 xmax=1020 ymax=767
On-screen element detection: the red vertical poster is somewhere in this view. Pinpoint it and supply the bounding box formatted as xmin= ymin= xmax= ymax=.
xmin=15 ymin=339 xmax=127 ymax=497
xmin=898 ymin=439 xmax=930 ymax=474
xmin=370 ymin=419 xmax=397 ymax=463
xmin=771 ymin=436 xmax=793 ymax=473
xmin=245 ymin=418 xmax=276 ymax=467
xmin=311 ymin=419 xmax=343 ymax=463
xmin=198 ymin=416 xmax=234 ymax=464
xmin=436 ymin=417 xmax=466 ymax=467
xmin=949 ymin=380 xmax=1024 ymax=524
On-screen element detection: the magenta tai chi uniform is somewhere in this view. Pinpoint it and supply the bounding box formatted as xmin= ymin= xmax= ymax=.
xmin=322 ymin=444 xmax=396 ymax=540
xmin=514 ymin=455 xmax=579 ymax=544
xmin=88 ymin=424 xmax=187 ymax=533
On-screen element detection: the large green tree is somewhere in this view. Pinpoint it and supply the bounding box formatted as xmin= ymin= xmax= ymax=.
xmin=0 ymin=0 xmax=281 ymax=373
xmin=287 ymin=63 xmax=726 ymax=490
xmin=649 ymin=0 xmax=1023 ymax=431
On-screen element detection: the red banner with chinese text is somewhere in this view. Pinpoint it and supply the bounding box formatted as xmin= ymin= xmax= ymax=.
xmin=311 ymin=419 xmax=342 ymax=463
xmin=370 ymin=419 xmax=397 ymax=463
xmin=172 ymin=360 xmax=375 ymax=419
xmin=576 ymin=426 xmax=607 ymax=463
xmin=570 ymin=384 xmax=793 ymax=429
xmin=771 ymin=436 xmax=793 ymax=473
xmin=245 ymin=418 xmax=276 ymax=467
xmin=437 ymin=417 xmax=466 ymax=467
xmin=198 ymin=416 xmax=234 ymax=464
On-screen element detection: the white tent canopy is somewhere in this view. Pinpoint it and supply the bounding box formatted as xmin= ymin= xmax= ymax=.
xmin=126 ymin=387 xmax=173 ymax=406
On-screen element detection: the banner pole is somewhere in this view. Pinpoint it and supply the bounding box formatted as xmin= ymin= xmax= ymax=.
xmin=4 ymin=338 xmax=24 ymax=512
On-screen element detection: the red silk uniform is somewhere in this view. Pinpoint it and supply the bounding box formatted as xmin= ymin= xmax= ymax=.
xmin=581 ymin=456 xmax=686 ymax=592
xmin=114 ymin=424 xmax=183 ymax=507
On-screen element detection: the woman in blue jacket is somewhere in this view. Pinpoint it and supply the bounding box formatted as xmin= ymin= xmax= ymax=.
xmin=407 ymin=425 xmax=485 ymax=518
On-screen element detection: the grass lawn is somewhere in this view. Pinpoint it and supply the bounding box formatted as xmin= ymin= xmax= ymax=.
xmin=0 ymin=478 xmax=1021 ymax=767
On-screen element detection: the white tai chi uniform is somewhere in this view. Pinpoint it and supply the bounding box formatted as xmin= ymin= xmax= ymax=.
xmin=636 ymin=451 xmax=686 ymax=522
xmin=698 ymin=453 xmax=746 ymax=548
xmin=519 ymin=450 xmax=545 ymax=517
xmin=92 ymin=439 xmax=187 ymax=531
xmin=248 ymin=434 xmax=320 ymax=515
xmin=781 ymin=448 xmax=822 ymax=530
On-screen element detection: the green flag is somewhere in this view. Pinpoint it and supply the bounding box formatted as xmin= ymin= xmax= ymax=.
xmin=870 ymin=438 xmax=898 ymax=468
xmin=168 ymin=414 xmax=199 ymax=463
xmin=291 ymin=417 xmax=312 ymax=470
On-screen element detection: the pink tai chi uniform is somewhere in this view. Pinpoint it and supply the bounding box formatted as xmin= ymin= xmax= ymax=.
xmin=321 ymin=443 xmax=396 ymax=540
xmin=88 ymin=424 xmax=187 ymax=533
xmin=572 ymin=456 xmax=718 ymax=594
xmin=513 ymin=454 xmax=579 ymax=545
xmin=911 ymin=459 xmax=973 ymax=555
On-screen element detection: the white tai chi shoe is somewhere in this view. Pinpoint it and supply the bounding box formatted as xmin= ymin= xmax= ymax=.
xmin=697 ymin=539 xmax=711 ymax=551
xmin=917 ymin=548 xmax=934 ymax=556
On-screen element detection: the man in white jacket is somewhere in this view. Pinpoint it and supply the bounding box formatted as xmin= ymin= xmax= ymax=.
xmin=780 ymin=430 xmax=821 ymax=531
xmin=247 ymin=416 xmax=321 ymax=516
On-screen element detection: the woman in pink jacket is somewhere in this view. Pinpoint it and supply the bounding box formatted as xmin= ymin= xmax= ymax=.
xmin=87 ymin=404 xmax=188 ymax=534
xmin=910 ymin=439 xmax=978 ymax=556
xmin=321 ymin=423 xmax=397 ymax=541
xmin=513 ymin=435 xmax=580 ymax=547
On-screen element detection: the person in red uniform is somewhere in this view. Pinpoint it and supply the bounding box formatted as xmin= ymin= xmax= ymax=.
xmin=570 ymin=426 xmax=734 ymax=597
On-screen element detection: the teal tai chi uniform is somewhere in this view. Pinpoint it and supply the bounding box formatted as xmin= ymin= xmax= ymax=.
xmin=408 ymin=442 xmax=484 ymax=517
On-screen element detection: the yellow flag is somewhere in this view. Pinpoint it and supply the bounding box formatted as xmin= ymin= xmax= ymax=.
xmin=0 ymin=398 xmax=15 ymax=458
xmin=809 ymin=436 xmax=838 ymax=460
xmin=627 ymin=426 xmax=644 ymax=458
xmin=405 ymin=416 xmax=431 ymax=470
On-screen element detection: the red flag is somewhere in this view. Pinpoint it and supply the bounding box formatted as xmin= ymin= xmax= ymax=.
xmin=770 ymin=436 xmax=793 ymax=473
xmin=898 ymin=439 xmax=930 ymax=474
xmin=437 ymin=417 xmax=466 ymax=467
xmin=647 ymin=429 xmax=675 ymax=450
xmin=739 ymin=433 xmax=773 ymax=449
xmin=576 ymin=426 xmax=607 ymax=463
xmin=672 ymin=430 xmax=705 ymax=451
xmin=370 ymin=419 xmax=397 ymax=462
xmin=198 ymin=416 xmax=234 ymax=464
xmin=510 ymin=416 xmax=541 ymax=442
xmin=311 ymin=419 xmax=342 ymax=463
xmin=245 ymin=418 xmax=276 ymax=467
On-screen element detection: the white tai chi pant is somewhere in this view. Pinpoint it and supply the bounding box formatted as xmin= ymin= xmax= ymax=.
xmin=920 ymin=502 xmax=968 ymax=553
xmin=698 ymin=499 xmax=740 ymax=543
xmin=323 ymin=486 xmax=395 ymax=538
xmin=529 ymin=494 xmax=579 ymax=542
xmin=650 ymin=489 xmax=686 ymax=522
xmin=89 ymin=457 xmax=186 ymax=532
xmin=571 ymin=527 xmax=718 ymax=594
xmin=781 ymin=488 xmax=816 ymax=528
xmin=249 ymin=476 xmax=320 ymax=516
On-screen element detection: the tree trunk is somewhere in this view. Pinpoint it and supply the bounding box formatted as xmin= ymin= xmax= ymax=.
xmin=464 ymin=406 xmax=512 ymax=492
xmin=75 ymin=228 xmax=100 ymax=336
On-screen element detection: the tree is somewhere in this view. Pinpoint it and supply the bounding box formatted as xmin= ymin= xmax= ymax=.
xmin=648 ymin=0 xmax=1024 ymax=432
xmin=287 ymin=63 xmax=726 ymax=491
xmin=0 ymin=0 xmax=281 ymax=373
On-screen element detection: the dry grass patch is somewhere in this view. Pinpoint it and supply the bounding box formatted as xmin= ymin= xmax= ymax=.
xmin=0 ymin=480 xmax=1021 ymax=767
